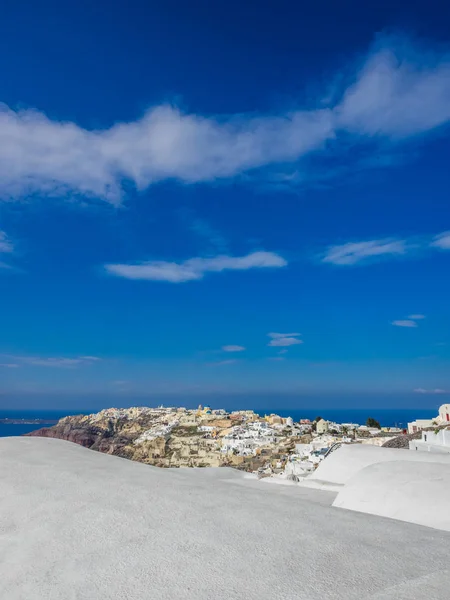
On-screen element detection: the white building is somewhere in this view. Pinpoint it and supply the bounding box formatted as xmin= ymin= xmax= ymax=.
xmin=410 ymin=428 xmax=450 ymax=454
xmin=438 ymin=404 xmax=450 ymax=425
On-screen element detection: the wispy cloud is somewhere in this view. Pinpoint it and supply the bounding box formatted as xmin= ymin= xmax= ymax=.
xmin=322 ymin=239 xmax=407 ymax=265
xmin=0 ymin=35 xmax=449 ymax=202
xmin=269 ymin=332 xmax=301 ymax=339
xmin=2 ymin=354 xmax=101 ymax=368
xmin=0 ymin=230 xmax=14 ymax=269
xmin=105 ymin=251 xmax=287 ymax=283
xmin=431 ymin=232 xmax=450 ymax=250
xmin=190 ymin=218 xmax=229 ymax=253
xmin=414 ymin=388 xmax=449 ymax=394
xmin=268 ymin=332 xmax=303 ymax=347
xmin=222 ymin=345 xmax=246 ymax=352
xmin=322 ymin=230 xmax=450 ymax=266
xmin=0 ymin=231 xmax=13 ymax=253
xmin=0 ymin=363 xmax=19 ymax=368
xmin=391 ymin=320 xmax=418 ymax=328
xmin=392 ymin=313 xmax=427 ymax=328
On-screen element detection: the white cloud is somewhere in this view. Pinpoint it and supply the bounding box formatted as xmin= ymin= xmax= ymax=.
xmin=2 ymin=354 xmax=101 ymax=368
xmin=336 ymin=37 xmax=450 ymax=138
xmin=391 ymin=320 xmax=418 ymax=328
xmin=269 ymin=337 xmax=303 ymax=347
xmin=431 ymin=232 xmax=450 ymax=250
xmin=268 ymin=333 xmax=303 ymax=347
xmin=322 ymin=239 xmax=407 ymax=265
xmin=414 ymin=388 xmax=449 ymax=394
xmin=222 ymin=345 xmax=246 ymax=352
xmin=408 ymin=314 xmax=426 ymax=320
xmin=0 ymin=35 xmax=449 ymax=202
xmin=268 ymin=332 xmax=300 ymax=339
xmin=0 ymin=231 xmax=13 ymax=253
xmin=0 ymin=103 xmax=334 ymax=203
xmin=0 ymin=363 xmax=19 ymax=368
xmin=105 ymin=251 xmax=287 ymax=282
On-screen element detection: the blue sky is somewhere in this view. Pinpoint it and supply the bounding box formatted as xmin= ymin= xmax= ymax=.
xmin=1 ymin=0 xmax=450 ymax=410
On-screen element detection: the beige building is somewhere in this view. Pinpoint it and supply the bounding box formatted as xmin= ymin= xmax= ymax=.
xmin=266 ymin=414 xmax=283 ymax=425
xmin=316 ymin=419 xmax=329 ymax=434
xmin=408 ymin=419 xmax=434 ymax=434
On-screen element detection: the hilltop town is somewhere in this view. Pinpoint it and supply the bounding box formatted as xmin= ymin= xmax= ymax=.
xmin=28 ymin=405 xmax=409 ymax=477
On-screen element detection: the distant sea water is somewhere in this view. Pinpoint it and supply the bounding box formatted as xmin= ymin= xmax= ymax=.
xmin=0 ymin=407 xmax=438 ymax=438
xmin=0 ymin=410 xmax=86 ymax=438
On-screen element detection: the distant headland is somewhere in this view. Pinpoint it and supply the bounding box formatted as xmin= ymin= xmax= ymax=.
xmin=0 ymin=417 xmax=59 ymax=425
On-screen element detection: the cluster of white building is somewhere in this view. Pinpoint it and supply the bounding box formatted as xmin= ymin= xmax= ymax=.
xmin=81 ymin=404 xmax=450 ymax=467
xmin=221 ymin=422 xmax=278 ymax=456
xmin=134 ymin=421 xmax=180 ymax=444
xmin=88 ymin=406 xmax=178 ymax=422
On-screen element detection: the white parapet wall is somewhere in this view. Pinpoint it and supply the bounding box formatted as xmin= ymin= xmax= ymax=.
xmin=410 ymin=429 xmax=450 ymax=454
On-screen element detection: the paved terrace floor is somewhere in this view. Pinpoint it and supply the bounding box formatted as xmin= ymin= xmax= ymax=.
xmin=1 ymin=437 xmax=449 ymax=600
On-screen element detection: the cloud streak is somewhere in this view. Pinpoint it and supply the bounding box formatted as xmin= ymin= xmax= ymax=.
xmin=105 ymin=251 xmax=287 ymax=282
xmin=0 ymin=230 xmax=14 ymax=269
xmin=414 ymin=388 xmax=449 ymax=394
xmin=0 ymin=35 xmax=449 ymax=202
xmin=0 ymin=231 xmax=13 ymax=253
xmin=431 ymin=232 xmax=450 ymax=250
xmin=322 ymin=239 xmax=407 ymax=266
xmin=322 ymin=230 xmax=450 ymax=266
xmin=391 ymin=320 xmax=418 ymax=328
xmin=1 ymin=354 xmax=101 ymax=368
xmin=268 ymin=333 xmax=303 ymax=347
xmin=222 ymin=345 xmax=246 ymax=352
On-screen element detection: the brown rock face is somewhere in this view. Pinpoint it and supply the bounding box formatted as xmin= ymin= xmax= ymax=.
xmin=28 ymin=424 xmax=100 ymax=447
xmin=27 ymin=419 xmax=130 ymax=456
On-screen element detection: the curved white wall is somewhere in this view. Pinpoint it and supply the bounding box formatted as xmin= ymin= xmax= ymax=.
xmin=333 ymin=460 xmax=450 ymax=531
xmin=309 ymin=443 xmax=450 ymax=486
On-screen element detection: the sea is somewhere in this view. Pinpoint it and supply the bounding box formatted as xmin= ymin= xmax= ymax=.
xmin=0 ymin=407 xmax=438 ymax=438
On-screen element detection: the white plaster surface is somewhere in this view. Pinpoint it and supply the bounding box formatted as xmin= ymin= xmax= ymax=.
xmin=1 ymin=437 xmax=450 ymax=600
xmin=333 ymin=459 xmax=450 ymax=531
xmin=309 ymin=442 xmax=450 ymax=486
